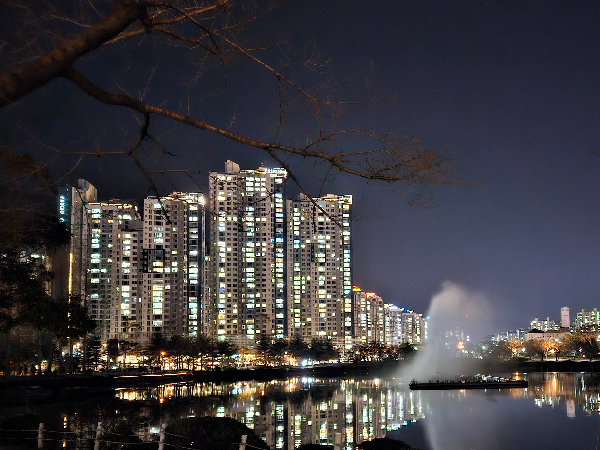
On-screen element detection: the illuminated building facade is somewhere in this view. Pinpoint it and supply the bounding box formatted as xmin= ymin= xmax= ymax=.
xmin=351 ymin=287 xmax=426 ymax=346
xmin=57 ymin=168 xmax=425 ymax=350
xmin=86 ymin=201 xmax=140 ymax=342
xmin=352 ymin=287 xmax=384 ymax=345
xmin=383 ymin=304 xmax=402 ymax=346
xmin=60 ymin=188 xmax=205 ymax=344
xmin=524 ymin=329 xmax=568 ymax=342
xmin=493 ymin=329 xmax=526 ymax=342
xmin=208 ymin=161 xmax=287 ymax=346
xmin=574 ymin=308 xmax=600 ymax=331
xmin=110 ymin=226 xmax=143 ymax=341
xmin=287 ymin=194 xmax=353 ymax=349
xmin=530 ymin=316 xmax=560 ymax=332
xmin=141 ymin=193 xmax=205 ymax=341
xmin=400 ymin=310 xmax=427 ymax=344
xmin=55 ymin=179 xmax=97 ymax=300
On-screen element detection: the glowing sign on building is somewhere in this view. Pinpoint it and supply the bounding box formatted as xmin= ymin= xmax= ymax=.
xmin=57 ymin=187 xmax=71 ymax=226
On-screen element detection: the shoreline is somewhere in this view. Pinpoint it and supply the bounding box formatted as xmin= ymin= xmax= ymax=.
xmin=0 ymin=361 xmax=405 ymax=389
xmin=2 ymin=359 xmax=600 ymax=389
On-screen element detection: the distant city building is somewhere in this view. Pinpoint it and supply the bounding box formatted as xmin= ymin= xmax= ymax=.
xmin=207 ymin=161 xmax=287 ymax=346
xmin=352 ymin=287 xmax=384 ymax=345
xmin=574 ymin=308 xmax=600 ymax=331
xmin=524 ymin=329 xmax=568 ymax=342
xmin=351 ymin=286 xmax=426 ymax=347
xmin=530 ymin=316 xmax=559 ymax=332
xmin=561 ymin=307 xmax=570 ymax=329
xmin=494 ymin=329 xmax=526 ymax=342
xmin=400 ymin=310 xmax=427 ymax=345
xmin=444 ymin=327 xmax=465 ymax=351
xmin=383 ymin=304 xmax=402 ymax=346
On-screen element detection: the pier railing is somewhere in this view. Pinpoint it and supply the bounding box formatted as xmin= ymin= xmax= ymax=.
xmin=0 ymin=424 xmax=267 ymax=450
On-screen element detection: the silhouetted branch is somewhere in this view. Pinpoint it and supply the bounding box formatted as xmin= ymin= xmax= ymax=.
xmin=0 ymin=0 xmax=458 ymax=206
xmin=0 ymin=2 xmax=143 ymax=107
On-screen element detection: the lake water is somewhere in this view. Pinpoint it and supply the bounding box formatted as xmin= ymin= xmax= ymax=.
xmin=2 ymin=372 xmax=600 ymax=450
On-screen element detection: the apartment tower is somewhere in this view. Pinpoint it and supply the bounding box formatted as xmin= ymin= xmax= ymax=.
xmin=141 ymin=193 xmax=205 ymax=342
xmin=208 ymin=161 xmax=287 ymax=346
xmin=86 ymin=200 xmax=140 ymax=342
xmin=287 ymin=193 xmax=353 ymax=349
xmin=561 ymin=307 xmax=570 ymax=329
xmin=56 ymin=179 xmax=98 ymax=300
xmin=352 ymin=287 xmax=384 ymax=345
xmin=73 ymin=191 xmax=205 ymax=344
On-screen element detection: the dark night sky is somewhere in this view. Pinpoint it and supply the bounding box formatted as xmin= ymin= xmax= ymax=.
xmin=2 ymin=1 xmax=600 ymax=334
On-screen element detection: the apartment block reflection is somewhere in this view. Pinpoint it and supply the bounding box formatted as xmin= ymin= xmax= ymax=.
xmin=252 ymin=379 xmax=425 ymax=449
xmin=116 ymin=379 xmax=426 ymax=449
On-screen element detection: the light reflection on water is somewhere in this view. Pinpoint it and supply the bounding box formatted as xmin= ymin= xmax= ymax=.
xmin=111 ymin=372 xmax=600 ymax=450
xmin=116 ymin=377 xmax=426 ymax=449
xmin=4 ymin=373 xmax=600 ymax=449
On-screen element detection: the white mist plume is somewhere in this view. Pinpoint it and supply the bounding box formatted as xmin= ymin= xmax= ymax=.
xmin=400 ymin=281 xmax=491 ymax=382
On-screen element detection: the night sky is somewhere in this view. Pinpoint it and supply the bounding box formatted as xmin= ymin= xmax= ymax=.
xmin=2 ymin=1 xmax=600 ymax=334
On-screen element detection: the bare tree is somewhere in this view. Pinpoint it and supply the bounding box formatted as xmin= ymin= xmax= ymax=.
xmin=0 ymin=0 xmax=457 ymax=201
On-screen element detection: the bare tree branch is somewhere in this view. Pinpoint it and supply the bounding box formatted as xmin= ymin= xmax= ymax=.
xmin=265 ymin=148 xmax=343 ymax=228
xmin=0 ymin=0 xmax=459 ymax=208
xmin=61 ymin=67 xmax=454 ymax=189
xmin=0 ymin=2 xmax=144 ymax=107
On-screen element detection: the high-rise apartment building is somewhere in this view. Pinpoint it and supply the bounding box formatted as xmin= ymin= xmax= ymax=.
xmin=561 ymin=307 xmax=570 ymax=329
xmin=400 ymin=310 xmax=427 ymax=344
xmin=574 ymin=308 xmax=600 ymax=331
xmin=530 ymin=316 xmax=559 ymax=332
xmin=141 ymin=193 xmax=205 ymax=341
xmin=109 ymin=224 xmax=144 ymax=341
xmin=59 ymin=188 xmax=205 ymax=344
xmin=208 ymin=161 xmax=287 ymax=346
xmin=86 ymin=200 xmax=140 ymax=342
xmin=353 ymin=287 xmax=384 ymax=345
xmin=287 ymin=193 xmax=353 ymax=349
xmin=55 ymin=179 xmax=97 ymax=300
xmin=383 ymin=304 xmax=402 ymax=346
xmin=351 ymin=289 xmax=426 ymax=347
xmin=56 ymin=165 xmax=432 ymax=351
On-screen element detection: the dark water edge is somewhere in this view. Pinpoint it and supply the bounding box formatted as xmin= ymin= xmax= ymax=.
xmin=2 ymin=358 xmax=600 ymax=392
xmin=0 ymin=361 xmax=402 ymax=390
xmin=0 ymin=362 xmax=404 ymax=412
xmin=500 ymin=358 xmax=600 ymax=373
xmin=1 ymin=368 xmax=597 ymax=450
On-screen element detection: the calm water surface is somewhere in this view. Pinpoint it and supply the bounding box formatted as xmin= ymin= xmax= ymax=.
xmin=3 ymin=372 xmax=600 ymax=450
